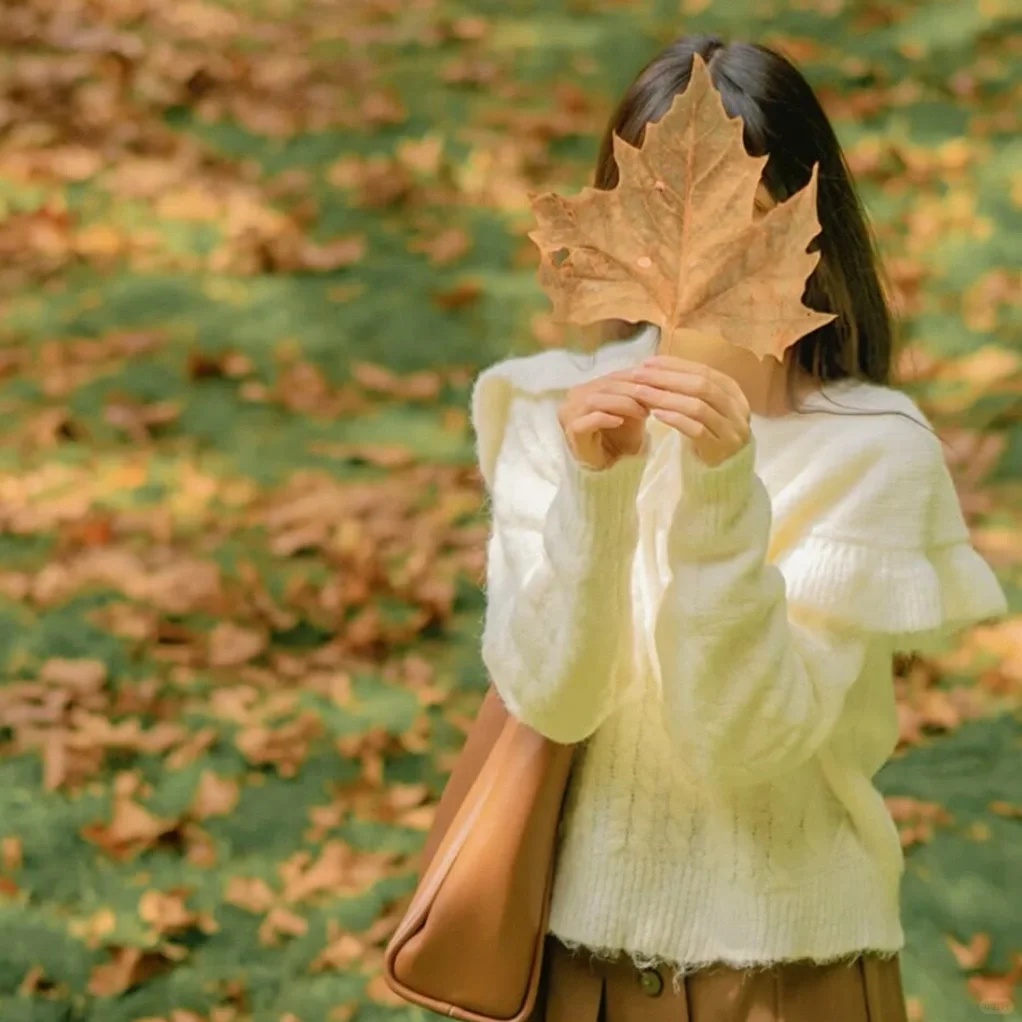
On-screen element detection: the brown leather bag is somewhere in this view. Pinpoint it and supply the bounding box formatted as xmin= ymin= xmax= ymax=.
xmin=383 ymin=683 xmax=576 ymax=1021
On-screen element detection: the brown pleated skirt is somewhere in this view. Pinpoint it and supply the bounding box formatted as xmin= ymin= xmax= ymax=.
xmin=533 ymin=935 xmax=909 ymax=1022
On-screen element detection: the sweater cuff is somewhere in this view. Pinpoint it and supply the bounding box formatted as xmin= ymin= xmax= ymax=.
xmin=563 ymin=447 xmax=648 ymax=526
xmin=540 ymin=447 xmax=646 ymax=581
xmin=678 ymin=436 xmax=756 ymax=525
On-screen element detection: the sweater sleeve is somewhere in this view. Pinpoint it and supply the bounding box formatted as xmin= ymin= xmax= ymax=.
xmin=479 ymin=391 xmax=649 ymax=744
xmin=652 ymin=427 xmax=1008 ymax=790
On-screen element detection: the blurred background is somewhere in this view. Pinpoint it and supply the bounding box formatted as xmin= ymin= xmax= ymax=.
xmin=0 ymin=0 xmax=1019 ymax=1020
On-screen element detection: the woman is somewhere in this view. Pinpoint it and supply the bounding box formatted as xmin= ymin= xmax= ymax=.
xmin=469 ymin=34 xmax=1007 ymax=1022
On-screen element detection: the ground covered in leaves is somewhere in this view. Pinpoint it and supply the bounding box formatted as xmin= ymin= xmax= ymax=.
xmin=0 ymin=0 xmax=1019 ymax=1020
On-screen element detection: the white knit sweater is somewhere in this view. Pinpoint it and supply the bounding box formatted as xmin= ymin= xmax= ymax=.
xmin=470 ymin=325 xmax=1007 ymax=983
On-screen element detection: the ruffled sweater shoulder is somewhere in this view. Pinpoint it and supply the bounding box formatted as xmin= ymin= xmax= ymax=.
xmin=747 ymin=378 xmax=1007 ymax=650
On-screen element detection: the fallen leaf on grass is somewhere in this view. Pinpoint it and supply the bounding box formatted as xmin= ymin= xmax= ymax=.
xmin=885 ymin=795 xmax=953 ymax=849
xmin=966 ymin=960 xmax=1022 ymax=1017
xmin=305 ymin=441 xmax=416 ymax=469
xmin=69 ymin=908 xmax=117 ymax=947
xmin=395 ymin=133 xmax=444 ymax=175
xmin=1 ymin=837 xmax=22 ymax=872
xmin=104 ymin=397 xmax=180 ymax=443
xmin=81 ymin=798 xmax=179 ymax=860
xmin=349 ymin=360 xmax=443 ymax=400
xmin=327 ymin=154 xmax=414 ymax=207
xmin=432 ymin=279 xmax=482 ymax=309
xmin=363 ymin=971 xmax=408 ymax=1006
xmin=235 ymin=711 xmax=322 ymax=777
xmin=38 ymin=657 xmax=107 ymax=692
xmin=136 ymin=1011 xmax=207 ymax=1022
xmin=258 ymin=905 xmax=309 ymax=946
xmin=189 ymin=770 xmax=240 ymax=820
xmin=408 ymin=226 xmax=472 ymax=265
xmin=57 ymin=511 xmax=115 ymax=547
xmin=88 ymin=946 xmax=178 ymax=997
xmin=165 ymin=727 xmax=219 ymax=771
xmin=18 ymin=965 xmax=57 ymax=996
xmin=947 ymin=931 xmax=992 ymax=969
xmin=208 ymin=622 xmax=267 ymax=667
xmin=989 ymin=801 xmax=1022 ymax=819
xmin=280 ymin=841 xmax=360 ymax=902
xmin=187 ymin=349 xmax=254 ymax=380
xmin=283 ymin=841 xmax=404 ymax=903
xmin=309 ymin=922 xmax=366 ymax=972
xmin=139 ymin=889 xmax=218 ymax=937
xmin=224 ymin=876 xmax=277 ymax=914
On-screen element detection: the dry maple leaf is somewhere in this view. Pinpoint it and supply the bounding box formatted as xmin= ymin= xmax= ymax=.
xmin=138 ymin=889 xmax=217 ymax=938
xmin=87 ymin=946 xmax=177 ymax=997
xmin=224 ymin=876 xmax=277 ymax=914
xmin=208 ymin=621 xmax=267 ymax=667
xmin=188 ymin=770 xmax=240 ymax=820
xmin=364 ymin=972 xmax=409 ymax=1007
xmin=80 ymin=798 xmax=179 ymax=860
xmin=947 ymin=931 xmax=992 ymax=970
xmin=1 ymin=836 xmax=22 ymax=872
xmin=258 ymin=905 xmax=309 ymax=946
xmin=528 ymin=52 xmax=836 ymax=361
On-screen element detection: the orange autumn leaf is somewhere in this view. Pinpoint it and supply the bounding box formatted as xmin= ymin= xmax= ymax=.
xmin=208 ymin=621 xmax=266 ymax=667
xmin=81 ymin=798 xmax=179 ymax=860
xmin=528 ymin=52 xmax=836 ymax=361
xmin=38 ymin=657 xmax=107 ymax=692
xmin=69 ymin=907 xmax=117 ymax=947
xmin=188 ymin=770 xmax=240 ymax=820
xmin=258 ymin=905 xmax=308 ymax=946
xmin=967 ymin=966 xmax=1022 ymax=1017
xmin=364 ymin=971 xmax=409 ymax=1007
xmin=224 ymin=876 xmax=277 ymax=914
xmin=989 ymin=801 xmax=1022 ymax=819
xmin=87 ymin=946 xmax=176 ymax=997
xmin=139 ymin=890 xmax=196 ymax=933
xmin=1 ymin=836 xmax=22 ymax=871
xmin=947 ymin=931 xmax=992 ymax=970
xmin=138 ymin=889 xmax=217 ymax=937
xmin=281 ymin=841 xmax=352 ymax=903
xmin=309 ymin=920 xmax=367 ymax=972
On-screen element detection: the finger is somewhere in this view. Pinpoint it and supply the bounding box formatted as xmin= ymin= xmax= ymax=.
xmin=628 ymin=366 xmax=747 ymax=424
xmin=658 ymin=367 xmax=748 ymax=427
xmin=569 ymin=410 xmax=624 ymax=437
xmin=643 ymin=359 xmax=750 ymax=420
xmin=564 ymin=380 xmax=647 ymax=419
xmin=634 ymin=388 xmax=733 ymax=441
xmin=644 ymin=356 xmax=746 ymax=404
xmin=651 ymin=410 xmax=737 ymax=466
xmin=576 ymin=368 xmax=637 ymax=389
xmin=582 ymin=387 xmax=648 ymax=420
xmin=575 ymin=369 xmax=649 ymax=399
xmin=649 ymin=410 xmax=742 ymax=463
xmin=649 ymin=409 xmax=714 ymax=444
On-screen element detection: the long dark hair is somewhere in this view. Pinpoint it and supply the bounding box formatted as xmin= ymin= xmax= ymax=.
xmin=591 ymin=35 xmax=906 ymax=419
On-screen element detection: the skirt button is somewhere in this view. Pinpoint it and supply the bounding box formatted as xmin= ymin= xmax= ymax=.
xmin=638 ymin=968 xmax=664 ymax=997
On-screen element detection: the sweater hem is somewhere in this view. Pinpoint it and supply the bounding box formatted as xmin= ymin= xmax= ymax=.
xmin=547 ymin=836 xmax=905 ymax=998
xmin=549 ymin=933 xmax=903 ymax=996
